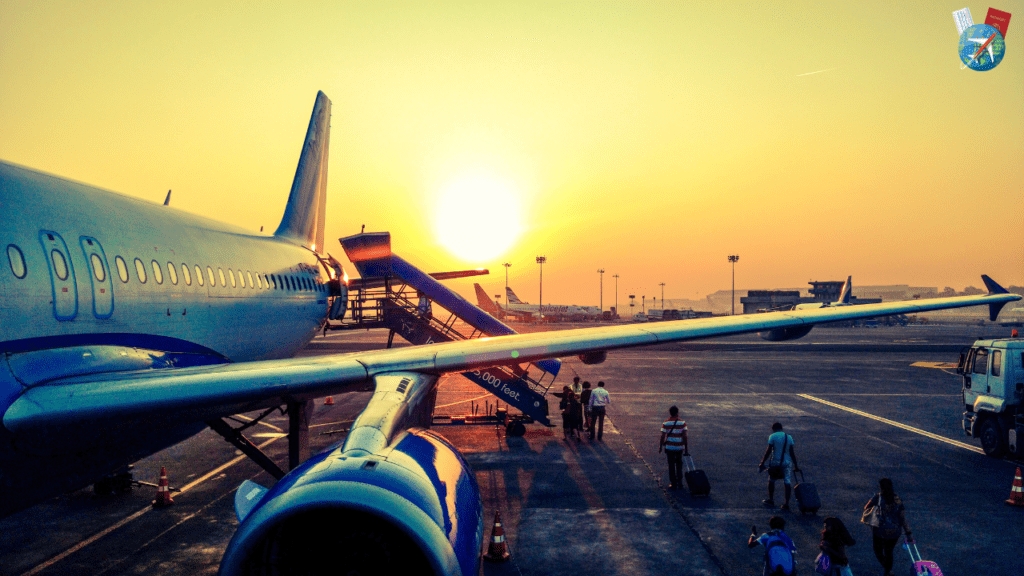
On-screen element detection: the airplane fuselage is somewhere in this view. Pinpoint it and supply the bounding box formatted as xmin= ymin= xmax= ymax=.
xmin=0 ymin=161 xmax=331 ymax=513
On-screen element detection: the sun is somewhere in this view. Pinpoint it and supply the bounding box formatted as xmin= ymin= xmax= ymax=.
xmin=434 ymin=174 xmax=522 ymax=263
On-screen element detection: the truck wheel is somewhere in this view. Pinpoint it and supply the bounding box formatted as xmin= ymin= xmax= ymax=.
xmin=979 ymin=417 xmax=1008 ymax=458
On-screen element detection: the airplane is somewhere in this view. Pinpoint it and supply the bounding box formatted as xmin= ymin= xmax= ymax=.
xmin=1 ymin=91 xmax=1019 ymax=576
xmin=474 ymin=283 xmax=603 ymax=321
xmin=967 ymin=34 xmax=996 ymax=66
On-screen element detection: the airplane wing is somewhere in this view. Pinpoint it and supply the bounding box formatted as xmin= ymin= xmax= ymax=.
xmin=5 ymin=285 xmax=1018 ymax=435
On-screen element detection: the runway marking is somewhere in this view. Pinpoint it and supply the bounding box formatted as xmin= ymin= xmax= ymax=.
xmin=614 ymin=392 xmax=958 ymax=396
xmin=797 ymin=394 xmax=984 ymax=454
xmin=20 ymin=437 xmax=282 ymax=576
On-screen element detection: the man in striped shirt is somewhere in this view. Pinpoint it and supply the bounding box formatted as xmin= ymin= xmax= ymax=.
xmin=660 ymin=406 xmax=689 ymax=489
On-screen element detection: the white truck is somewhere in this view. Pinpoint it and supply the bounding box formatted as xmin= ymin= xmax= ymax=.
xmin=957 ymin=338 xmax=1024 ymax=457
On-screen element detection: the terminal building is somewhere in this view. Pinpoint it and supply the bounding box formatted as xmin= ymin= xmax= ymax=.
xmin=739 ymin=280 xmax=882 ymax=314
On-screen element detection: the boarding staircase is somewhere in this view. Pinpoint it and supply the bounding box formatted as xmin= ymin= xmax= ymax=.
xmin=333 ymin=275 xmax=557 ymax=426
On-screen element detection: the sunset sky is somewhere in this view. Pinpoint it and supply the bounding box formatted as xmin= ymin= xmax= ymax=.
xmin=2 ymin=1 xmax=1021 ymax=308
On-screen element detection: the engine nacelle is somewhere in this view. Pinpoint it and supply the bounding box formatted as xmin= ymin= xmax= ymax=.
xmin=578 ymin=350 xmax=607 ymax=365
xmin=759 ymin=325 xmax=814 ymax=341
xmin=219 ymin=428 xmax=483 ymax=576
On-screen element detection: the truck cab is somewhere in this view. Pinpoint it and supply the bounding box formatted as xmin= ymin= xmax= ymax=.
xmin=958 ymin=339 xmax=1024 ymax=457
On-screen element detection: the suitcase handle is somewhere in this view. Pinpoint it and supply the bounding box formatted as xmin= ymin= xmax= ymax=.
xmin=903 ymin=540 xmax=922 ymax=563
xmin=683 ymin=454 xmax=696 ymax=472
xmin=793 ymin=469 xmax=806 ymax=483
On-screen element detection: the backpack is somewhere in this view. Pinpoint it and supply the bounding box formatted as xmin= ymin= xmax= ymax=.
xmin=764 ymin=532 xmax=795 ymax=576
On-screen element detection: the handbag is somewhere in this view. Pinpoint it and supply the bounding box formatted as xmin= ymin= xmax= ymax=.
xmin=814 ymin=551 xmax=835 ymax=576
xmin=767 ymin=434 xmax=788 ymax=479
xmin=861 ymin=499 xmax=881 ymax=527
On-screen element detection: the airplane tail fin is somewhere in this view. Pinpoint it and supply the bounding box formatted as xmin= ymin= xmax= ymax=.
xmin=837 ymin=276 xmax=852 ymax=304
xmin=506 ymin=287 xmax=524 ymax=304
xmin=275 ymin=91 xmax=331 ymax=252
xmin=474 ymin=283 xmax=502 ymax=314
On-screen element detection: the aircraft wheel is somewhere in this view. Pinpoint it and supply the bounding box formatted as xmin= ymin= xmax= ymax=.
xmin=980 ymin=417 xmax=1007 ymax=458
xmin=506 ymin=422 xmax=526 ymax=437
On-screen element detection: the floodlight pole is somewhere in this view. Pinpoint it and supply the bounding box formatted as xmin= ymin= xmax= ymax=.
xmin=613 ymin=274 xmax=620 ymax=319
xmin=728 ymin=254 xmax=740 ymax=315
xmin=597 ymin=269 xmax=605 ymax=312
xmin=536 ymin=256 xmax=546 ymax=319
xmin=659 ymin=282 xmax=665 ymax=310
xmin=502 ymin=262 xmax=511 ymax=319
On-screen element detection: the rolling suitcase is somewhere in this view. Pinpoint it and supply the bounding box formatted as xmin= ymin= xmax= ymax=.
xmin=683 ymin=454 xmax=710 ymax=497
xmin=904 ymin=540 xmax=943 ymax=576
xmin=793 ymin=469 xmax=820 ymax=514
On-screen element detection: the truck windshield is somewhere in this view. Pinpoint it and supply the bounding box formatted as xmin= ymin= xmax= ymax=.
xmin=972 ymin=348 xmax=989 ymax=375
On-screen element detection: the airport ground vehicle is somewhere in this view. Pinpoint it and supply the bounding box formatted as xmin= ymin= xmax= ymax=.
xmin=958 ymin=338 xmax=1024 ymax=457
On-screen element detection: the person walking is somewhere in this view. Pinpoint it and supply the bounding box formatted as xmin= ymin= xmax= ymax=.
xmin=580 ymin=381 xmax=593 ymax=432
xmin=588 ymin=381 xmax=610 ymax=440
xmin=570 ymin=375 xmax=583 ymax=397
xmin=659 ymin=406 xmax=689 ymax=489
xmin=747 ymin=516 xmax=797 ymax=576
xmin=559 ymin=392 xmax=581 ymax=442
xmin=861 ymin=478 xmax=912 ymax=576
xmin=757 ymin=422 xmax=800 ymax=510
xmin=818 ymin=516 xmax=856 ymax=576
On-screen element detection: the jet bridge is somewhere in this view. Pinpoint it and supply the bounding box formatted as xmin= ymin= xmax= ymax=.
xmin=330 ymin=232 xmax=560 ymax=426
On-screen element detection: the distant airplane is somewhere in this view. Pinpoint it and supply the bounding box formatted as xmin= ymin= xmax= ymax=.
xmin=1 ymin=92 xmax=1018 ymax=576
xmin=473 ymin=284 xmax=602 ymax=321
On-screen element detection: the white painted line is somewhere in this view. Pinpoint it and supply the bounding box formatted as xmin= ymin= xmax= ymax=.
xmin=798 ymin=394 xmax=984 ymax=454
xmin=21 ymin=437 xmax=281 ymax=576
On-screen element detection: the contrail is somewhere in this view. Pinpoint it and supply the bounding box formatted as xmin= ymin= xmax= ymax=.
xmin=796 ymin=67 xmax=838 ymax=77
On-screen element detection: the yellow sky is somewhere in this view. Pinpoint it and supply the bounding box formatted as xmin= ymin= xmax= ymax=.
xmin=2 ymin=1 xmax=1021 ymax=307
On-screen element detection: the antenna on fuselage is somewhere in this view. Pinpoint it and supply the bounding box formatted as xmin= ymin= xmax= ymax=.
xmin=163 ymin=190 xmax=171 ymax=206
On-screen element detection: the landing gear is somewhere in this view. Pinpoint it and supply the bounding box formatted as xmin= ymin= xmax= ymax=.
xmin=94 ymin=466 xmax=135 ymax=496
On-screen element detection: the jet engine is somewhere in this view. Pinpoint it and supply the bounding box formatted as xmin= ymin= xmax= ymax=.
xmin=219 ymin=428 xmax=484 ymax=576
xmin=759 ymin=325 xmax=814 ymax=341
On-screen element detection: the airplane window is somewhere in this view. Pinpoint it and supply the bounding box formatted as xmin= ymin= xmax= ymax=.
xmin=90 ymin=254 xmax=106 ymax=282
xmin=135 ymin=258 xmax=147 ymax=283
xmin=264 ymin=274 xmax=270 ymax=289
xmin=228 ymin=269 xmax=236 ymax=288
xmin=238 ymin=270 xmax=245 ymax=288
xmin=167 ymin=262 xmax=178 ymax=285
xmin=182 ymin=263 xmax=192 ymax=286
xmin=195 ymin=265 xmax=205 ymax=286
xmin=207 ymin=266 xmax=215 ymax=286
xmin=115 ymin=256 xmax=129 ymax=282
xmin=254 ymin=272 xmax=261 ymax=289
xmin=271 ymin=275 xmax=278 ymax=289
xmin=51 ymin=250 xmax=69 ymax=281
xmin=992 ymin=350 xmax=1002 ymax=377
xmin=286 ymin=276 xmax=293 ymax=290
xmin=151 ymin=260 xmax=164 ymax=284
xmin=247 ymin=271 xmax=254 ymax=288
xmin=7 ymin=245 xmax=27 ymax=279
xmin=218 ymin=268 xmax=226 ymax=287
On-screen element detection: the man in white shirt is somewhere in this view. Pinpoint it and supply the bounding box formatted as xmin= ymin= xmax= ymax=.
xmin=588 ymin=381 xmax=610 ymax=440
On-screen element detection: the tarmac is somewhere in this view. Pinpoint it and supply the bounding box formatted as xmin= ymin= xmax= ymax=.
xmin=2 ymin=323 xmax=1022 ymax=575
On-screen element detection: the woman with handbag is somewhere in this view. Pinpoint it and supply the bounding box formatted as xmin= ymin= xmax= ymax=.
xmin=817 ymin=517 xmax=856 ymax=576
xmin=861 ymin=478 xmax=912 ymax=576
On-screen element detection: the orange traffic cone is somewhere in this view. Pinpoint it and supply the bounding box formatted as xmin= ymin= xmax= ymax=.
xmin=483 ymin=510 xmax=511 ymax=562
xmin=324 ymin=396 xmax=334 ymax=406
xmin=1007 ymin=467 xmax=1024 ymax=506
xmin=153 ymin=466 xmax=174 ymax=508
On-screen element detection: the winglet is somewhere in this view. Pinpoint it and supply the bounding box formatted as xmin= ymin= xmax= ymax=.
xmin=275 ymin=91 xmax=331 ymax=251
xmin=838 ymin=276 xmax=852 ymax=305
xmin=982 ymin=275 xmax=1012 ymax=321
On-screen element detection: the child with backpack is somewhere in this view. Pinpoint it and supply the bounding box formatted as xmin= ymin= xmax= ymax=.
xmin=748 ymin=516 xmax=798 ymax=576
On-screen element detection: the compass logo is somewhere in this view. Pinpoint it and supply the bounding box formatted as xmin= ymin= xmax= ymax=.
xmin=953 ymin=7 xmax=1011 ymax=71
